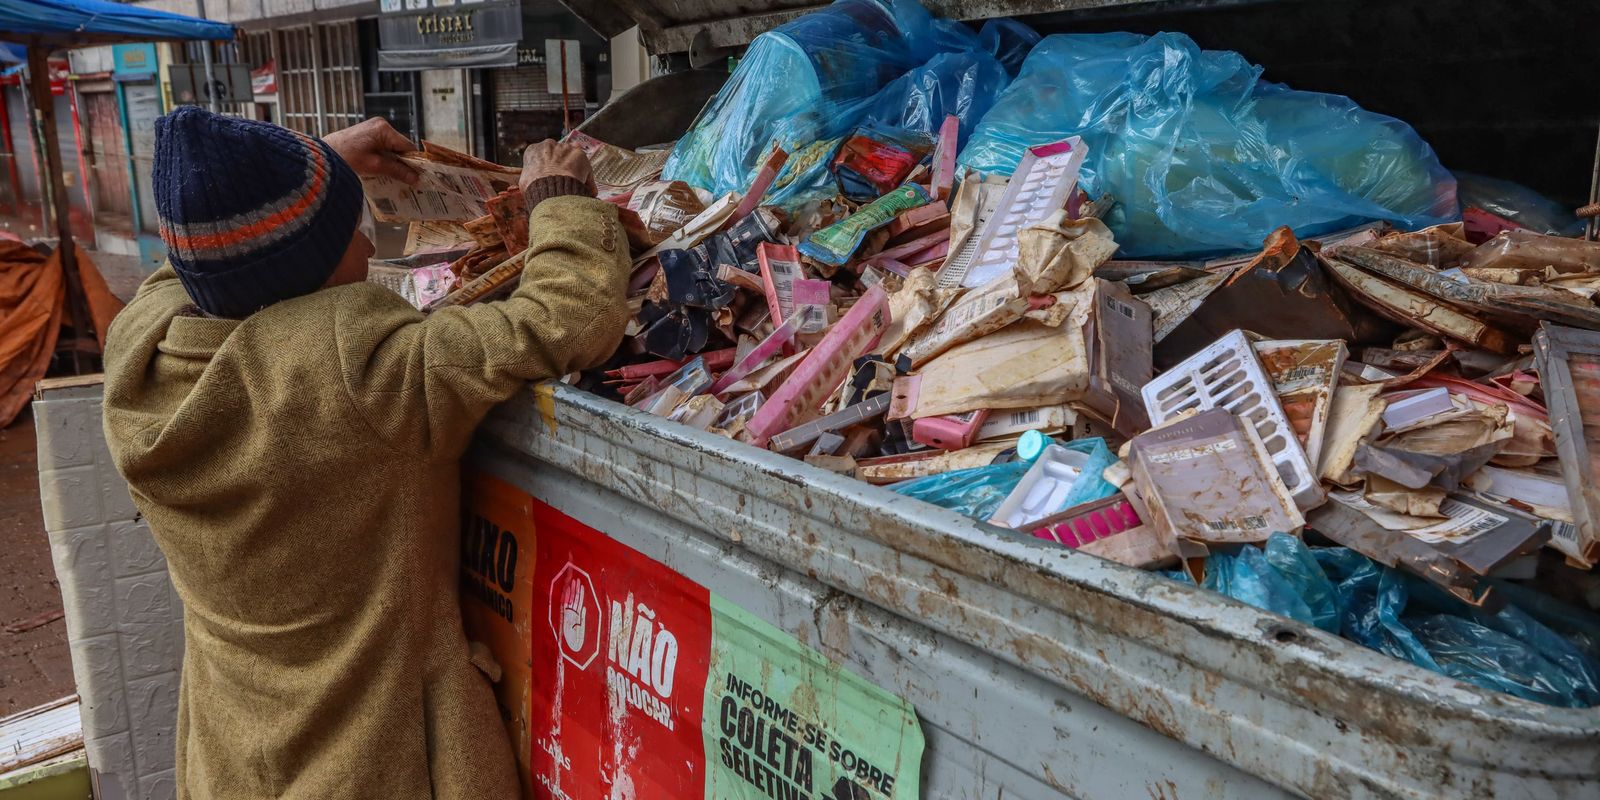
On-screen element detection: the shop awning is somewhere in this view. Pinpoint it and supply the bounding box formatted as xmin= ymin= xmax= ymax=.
xmin=0 ymin=0 xmax=234 ymax=47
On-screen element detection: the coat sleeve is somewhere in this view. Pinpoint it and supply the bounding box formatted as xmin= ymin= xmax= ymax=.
xmin=336 ymin=195 xmax=631 ymax=455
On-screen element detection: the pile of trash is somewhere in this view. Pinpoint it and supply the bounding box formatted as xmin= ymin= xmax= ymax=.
xmin=364 ymin=0 xmax=1600 ymax=708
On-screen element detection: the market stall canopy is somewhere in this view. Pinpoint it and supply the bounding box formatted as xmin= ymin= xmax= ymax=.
xmin=0 ymin=0 xmax=231 ymax=380
xmin=0 ymin=0 xmax=235 ymax=47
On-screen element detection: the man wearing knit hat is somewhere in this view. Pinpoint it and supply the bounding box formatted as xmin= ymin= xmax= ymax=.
xmin=101 ymin=107 xmax=629 ymax=799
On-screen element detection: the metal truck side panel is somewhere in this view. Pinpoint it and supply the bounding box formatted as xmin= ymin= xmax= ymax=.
xmin=475 ymin=386 xmax=1600 ymax=799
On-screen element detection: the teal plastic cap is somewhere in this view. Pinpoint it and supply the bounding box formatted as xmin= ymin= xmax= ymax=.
xmin=1017 ymin=430 xmax=1054 ymax=461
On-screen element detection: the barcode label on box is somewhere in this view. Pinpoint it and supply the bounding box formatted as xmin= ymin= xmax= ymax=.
xmin=1010 ymin=409 xmax=1041 ymax=426
xmin=1552 ymin=521 xmax=1579 ymax=545
xmin=1146 ymin=439 xmax=1240 ymax=464
xmin=801 ymin=305 xmax=827 ymax=331
xmin=1406 ymin=499 xmax=1508 ymax=543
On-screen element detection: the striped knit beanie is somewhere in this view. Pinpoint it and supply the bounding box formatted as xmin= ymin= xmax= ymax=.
xmin=153 ymin=106 xmax=363 ymax=318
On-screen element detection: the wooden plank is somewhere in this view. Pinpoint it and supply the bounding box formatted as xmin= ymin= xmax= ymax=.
xmin=33 ymin=374 xmax=105 ymax=394
xmin=0 ymin=697 xmax=81 ymax=775
xmin=1319 ymin=254 xmax=1518 ymax=355
xmin=1331 ymin=245 xmax=1600 ymax=331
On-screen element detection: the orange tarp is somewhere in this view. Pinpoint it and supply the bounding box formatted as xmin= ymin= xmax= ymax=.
xmin=0 ymin=242 xmax=124 ymax=426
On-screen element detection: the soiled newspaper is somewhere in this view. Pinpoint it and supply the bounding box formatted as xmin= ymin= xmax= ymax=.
xmin=426 ymin=248 xmax=529 ymax=311
xmin=404 ymin=220 xmax=475 ymax=255
xmin=362 ymin=151 xmax=520 ymax=224
xmin=563 ymin=131 xmax=670 ymax=198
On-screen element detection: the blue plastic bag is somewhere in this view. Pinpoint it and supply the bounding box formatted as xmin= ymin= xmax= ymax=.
xmin=1455 ymin=172 xmax=1586 ymax=237
xmin=1319 ymin=550 xmax=1600 ymax=707
xmin=1054 ymin=437 xmax=1119 ymax=511
xmin=1179 ymin=541 xmax=1600 ymax=706
xmin=1403 ymin=579 xmax=1600 ymax=708
xmin=662 ymin=0 xmax=926 ymax=208
xmin=663 ymin=0 xmax=983 ymax=210
xmin=888 ymin=460 xmax=1030 ymax=521
xmin=1169 ymin=535 xmax=1339 ymax=633
xmin=1312 ymin=548 xmax=1442 ymax=669
xmin=1206 ymin=545 xmax=1326 ymax=630
xmin=959 ymin=32 xmax=1458 ymax=257
xmin=1262 ymin=534 xmax=1341 ymax=633
xmin=1491 ymin=580 xmax=1600 ymax=665
xmin=1407 ymin=615 xmax=1600 ymax=708
xmin=890 ymin=437 xmax=1116 ymax=522
xmin=858 ymin=49 xmax=1011 ymax=155
xmin=977 ymin=18 xmax=1040 ymax=77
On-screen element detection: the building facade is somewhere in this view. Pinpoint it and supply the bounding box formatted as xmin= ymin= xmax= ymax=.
xmin=0 ymin=0 xmax=641 ymax=268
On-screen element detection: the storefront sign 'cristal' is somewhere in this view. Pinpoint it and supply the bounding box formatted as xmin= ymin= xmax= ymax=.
xmin=376 ymin=0 xmax=523 ymax=71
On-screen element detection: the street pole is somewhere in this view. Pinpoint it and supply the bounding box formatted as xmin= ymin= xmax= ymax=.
xmin=27 ymin=45 xmax=92 ymax=373
xmin=196 ymin=0 xmax=221 ymax=112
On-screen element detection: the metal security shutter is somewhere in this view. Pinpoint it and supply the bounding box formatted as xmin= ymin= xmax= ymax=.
xmin=493 ymin=65 xmax=566 ymax=112
xmin=492 ymin=62 xmax=583 ymax=163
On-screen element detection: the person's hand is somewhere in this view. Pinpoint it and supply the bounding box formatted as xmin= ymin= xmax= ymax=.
xmin=323 ymin=117 xmax=419 ymax=185
xmin=520 ymin=139 xmax=595 ymax=194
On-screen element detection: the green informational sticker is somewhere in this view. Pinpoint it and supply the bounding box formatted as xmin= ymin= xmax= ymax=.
xmin=702 ymin=594 xmax=924 ymax=800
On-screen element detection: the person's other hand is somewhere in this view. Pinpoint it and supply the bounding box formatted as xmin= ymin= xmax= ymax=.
xmin=520 ymin=139 xmax=594 ymax=194
xmin=323 ymin=117 xmax=419 ymax=185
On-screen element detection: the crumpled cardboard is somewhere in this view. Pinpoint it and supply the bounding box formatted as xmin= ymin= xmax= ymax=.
xmin=1353 ymin=404 xmax=1514 ymax=491
xmin=1366 ymin=222 xmax=1475 ymax=268
xmin=1321 ymin=252 xmax=1518 ymax=355
xmin=1014 ymin=211 xmax=1118 ymax=296
xmin=876 ymin=269 xmax=954 ymax=360
xmin=900 ymin=273 xmax=1032 ymax=366
xmin=1334 ymin=244 xmax=1600 ymax=333
xmin=1318 ymin=383 xmax=1388 ymax=485
xmin=1363 ymin=474 xmax=1448 ymax=518
xmin=902 ymin=312 xmax=1092 ymax=419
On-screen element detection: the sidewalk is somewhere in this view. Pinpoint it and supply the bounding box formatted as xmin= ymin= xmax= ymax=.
xmin=0 ymin=414 xmax=72 ymax=717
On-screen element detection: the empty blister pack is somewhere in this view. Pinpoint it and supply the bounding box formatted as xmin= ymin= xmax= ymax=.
xmin=936 ymin=176 xmax=1006 ymax=290
xmin=1141 ymin=329 xmax=1321 ymax=509
xmin=988 ymin=444 xmax=1092 ymax=529
xmin=952 ymin=137 xmax=1087 ymax=288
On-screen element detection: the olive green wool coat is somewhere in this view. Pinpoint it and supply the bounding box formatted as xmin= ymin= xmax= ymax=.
xmin=102 ymin=196 xmax=630 ymax=799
